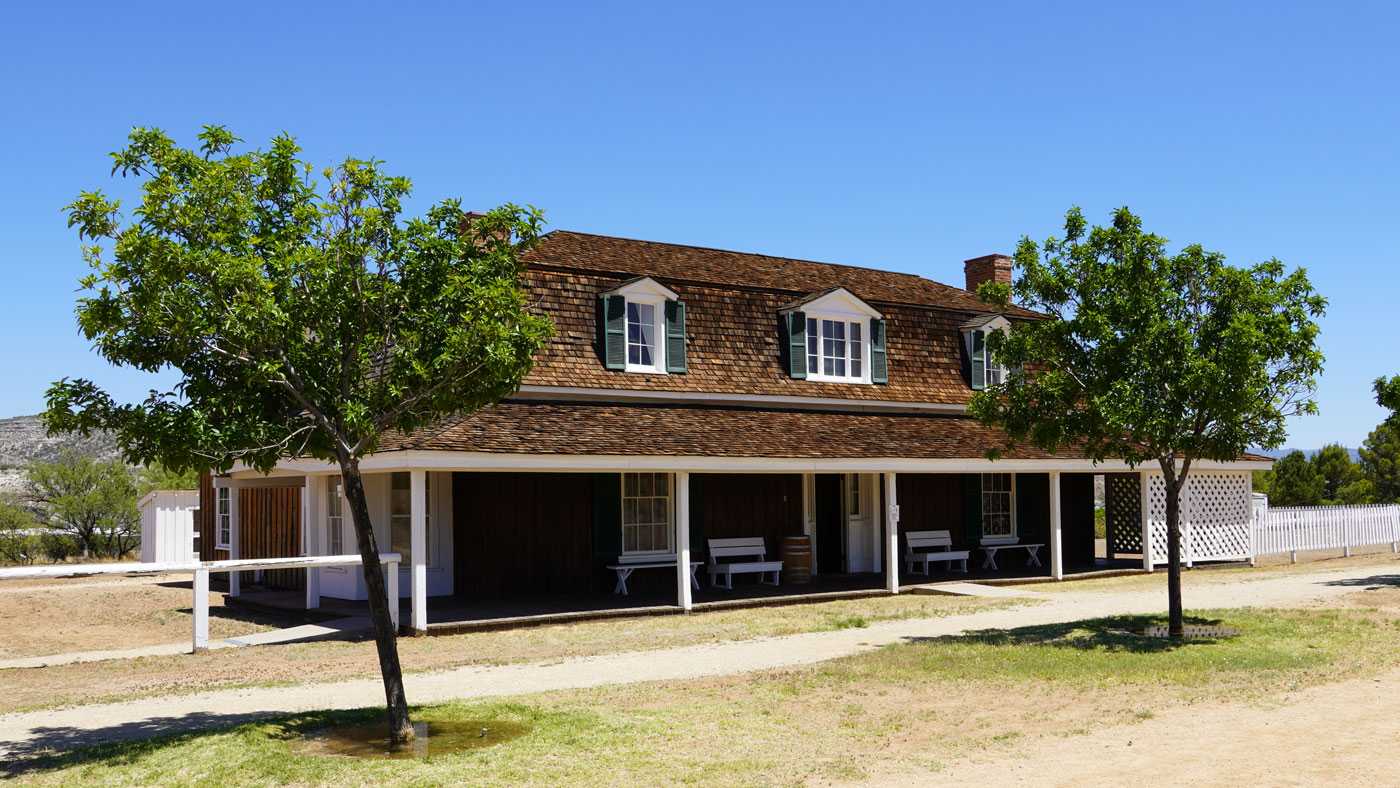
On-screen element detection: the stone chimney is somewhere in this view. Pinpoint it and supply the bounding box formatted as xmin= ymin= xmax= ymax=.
xmin=963 ymin=254 xmax=1013 ymax=293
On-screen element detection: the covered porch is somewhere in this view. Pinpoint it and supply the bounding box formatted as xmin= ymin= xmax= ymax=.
xmin=216 ymin=463 xmax=1167 ymax=634
xmin=215 ymin=400 xmax=1266 ymax=633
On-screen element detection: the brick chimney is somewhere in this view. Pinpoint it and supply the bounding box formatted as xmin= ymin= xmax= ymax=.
xmin=963 ymin=254 xmax=1013 ymax=293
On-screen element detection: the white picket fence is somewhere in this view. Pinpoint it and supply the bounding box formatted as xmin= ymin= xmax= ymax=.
xmin=1254 ymin=504 xmax=1400 ymax=562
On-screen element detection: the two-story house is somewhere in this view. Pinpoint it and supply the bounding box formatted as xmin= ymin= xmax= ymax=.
xmin=198 ymin=229 xmax=1269 ymax=632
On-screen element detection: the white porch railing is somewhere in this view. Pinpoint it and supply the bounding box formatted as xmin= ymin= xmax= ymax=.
xmin=0 ymin=553 xmax=400 ymax=653
xmin=1254 ymin=504 xmax=1400 ymax=562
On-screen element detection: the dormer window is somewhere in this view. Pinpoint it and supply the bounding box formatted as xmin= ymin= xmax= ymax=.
xmin=807 ymin=317 xmax=864 ymax=381
xmin=599 ymin=277 xmax=687 ymax=374
xmin=781 ymin=288 xmax=887 ymax=384
xmin=962 ymin=314 xmax=1010 ymax=390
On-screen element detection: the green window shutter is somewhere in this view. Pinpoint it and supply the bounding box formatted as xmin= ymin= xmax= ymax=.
xmin=599 ymin=294 xmax=626 ymax=370
xmin=969 ymin=330 xmax=986 ymax=390
xmin=870 ymin=318 xmax=888 ymax=384
xmin=785 ymin=311 xmax=807 ymax=379
xmin=665 ymin=300 xmax=687 ymax=373
xmin=591 ymin=473 xmax=623 ymax=579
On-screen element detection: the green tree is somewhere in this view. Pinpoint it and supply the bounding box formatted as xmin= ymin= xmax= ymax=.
xmin=1268 ymin=450 xmax=1324 ymax=506
xmin=971 ymin=207 xmax=1324 ymax=637
xmin=137 ymin=464 xmax=200 ymax=495
xmin=27 ymin=451 xmax=140 ymax=558
xmin=1360 ymin=376 xmax=1400 ymax=503
xmin=1310 ymin=443 xmax=1359 ymax=504
xmin=43 ymin=126 xmax=551 ymax=742
xmin=0 ymin=496 xmax=42 ymax=565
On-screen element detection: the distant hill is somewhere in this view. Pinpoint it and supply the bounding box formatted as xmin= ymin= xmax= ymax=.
xmin=0 ymin=414 xmax=121 ymax=496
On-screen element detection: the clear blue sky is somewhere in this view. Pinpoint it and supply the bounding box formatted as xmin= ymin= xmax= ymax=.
xmin=2 ymin=1 xmax=1395 ymax=449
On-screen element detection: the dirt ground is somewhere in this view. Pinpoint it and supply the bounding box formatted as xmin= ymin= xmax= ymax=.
xmin=0 ymin=576 xmax=287 ymax=659
xmin=866 ymin=663 xmax=1400 ymax=787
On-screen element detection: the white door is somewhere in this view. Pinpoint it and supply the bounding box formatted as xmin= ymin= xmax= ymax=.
xmin=844 ymin=474 xmax=876 ymax=572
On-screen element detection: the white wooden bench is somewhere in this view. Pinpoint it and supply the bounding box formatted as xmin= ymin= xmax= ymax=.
xmin=904 ymin=530 xmax=971 ymax=575
xmin=706 ymin=537 xmax=783 ymax=590
xmin=606 ymin=554 xmax=702 ymax=596
xmin=979 ymin=536 xmax=1046 ymax=570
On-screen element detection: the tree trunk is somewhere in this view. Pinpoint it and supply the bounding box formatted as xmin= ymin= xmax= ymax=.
xmin=1164 ymin=478 xmax=1184 ymax=637
xmin=338 ymin=455 xmax=415 ymax=743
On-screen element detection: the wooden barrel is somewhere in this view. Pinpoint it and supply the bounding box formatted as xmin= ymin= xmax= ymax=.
xmin=782 ymin=535 xmax=813 ymax=584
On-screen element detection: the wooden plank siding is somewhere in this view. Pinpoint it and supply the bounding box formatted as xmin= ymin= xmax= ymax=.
xmin=194 ymin=471 xmax=303 ymax=589
xmin=238 ymin=486 xmax=303 ymax=590
xmin=690 ymin=473 xmax=804 ymax=559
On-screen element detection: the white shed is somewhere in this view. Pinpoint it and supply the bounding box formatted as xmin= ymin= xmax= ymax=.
xmin=139 ymin=490 xmax=199 ymax=563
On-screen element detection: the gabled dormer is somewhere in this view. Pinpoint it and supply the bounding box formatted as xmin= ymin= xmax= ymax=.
xmin=961 ymin=313 xmax=1010 ymax=390
xmin=779 ymin=288 xmax=887 ymax=385
xmin=598 ymin=277 xmax=686 ymax=374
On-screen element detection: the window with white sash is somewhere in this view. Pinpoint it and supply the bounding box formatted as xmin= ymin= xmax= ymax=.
xmin=326 ymin=479 xmax=344 ymax=555
xmin=215 ymin=487 xmax=231 ymax=549
xmin=806 ymin=317 xmax=867 ymax=383
xmin=622 ymin=473 xmax=673 ymax=555
xmin=390 ymin=472 xmax=430 ymax=566
xmin=980 ymin=473 xmax=1015 ymax=539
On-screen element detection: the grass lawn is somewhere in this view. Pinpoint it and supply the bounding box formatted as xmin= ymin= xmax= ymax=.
xmin=0 ymin=591 xmax=1020 ymax=714
xmin=11 ymin=598 xmax=1400 ymax=786
xmin=1028 ymin=550 xmax=1400 ymax=595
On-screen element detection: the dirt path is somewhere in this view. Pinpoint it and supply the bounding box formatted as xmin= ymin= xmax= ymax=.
xmin=0 ymin=559 xmax=1395 ymax=759
xmin=871 ymin=666 xmax=1400 ymax=787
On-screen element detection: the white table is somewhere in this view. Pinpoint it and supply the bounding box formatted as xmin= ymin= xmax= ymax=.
xmin=979 ymin=543 xmax=1045 ymax=571
xmin=606 ymin=561 xmax=703 ymax=595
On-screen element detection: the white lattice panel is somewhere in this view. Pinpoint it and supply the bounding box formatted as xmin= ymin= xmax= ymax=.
xmin=1147 ymin=471 xmax=1253 ymax=566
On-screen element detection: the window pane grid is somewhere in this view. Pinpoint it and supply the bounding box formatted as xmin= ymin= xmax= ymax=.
xmin=622 ymin=472 xmax=673 ymax=554
xmin=811 ymin=319 xmax=863 ymax=381
xmin=980 ymin=473 xmax=1014 ymax=538
xmin=627 ymin=302 xmax=655 ymax=367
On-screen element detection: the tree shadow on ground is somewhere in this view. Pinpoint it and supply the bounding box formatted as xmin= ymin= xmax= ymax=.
xmin=904 ymin=613 xmax=1231 ymax=654
xmin=0 ymin=707 xmax=384 ymax=778
xmin=1321 ymin=574 xmax=1400 ymax=590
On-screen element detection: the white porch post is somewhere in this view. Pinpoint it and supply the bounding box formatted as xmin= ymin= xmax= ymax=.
xmin=883 ymin=472 xmax=899 ymax=594
xmin=228 ymin=482 xmax=241 ymax=595
xmin=410 ymin=469 xmax=428 ymax=633
xmin=192 ymin=567 xmax=209 ymax=652
xmin=676 ymin=471 xmax=693 ymax=612
xmin=1140 ymin=469 xmax=1153 ymax=573
xmin=303 ymin=475 xmax=321 ymax=609
xmin=1049 ymin=470 xmax=1064 ymax=580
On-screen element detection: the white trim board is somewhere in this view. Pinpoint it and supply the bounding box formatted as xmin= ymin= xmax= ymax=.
xmin=240 ymin=451 xmax=1272 ymax=478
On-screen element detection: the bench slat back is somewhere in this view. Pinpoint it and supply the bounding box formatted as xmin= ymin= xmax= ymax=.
xmin=708 ymin=537 xmax=767 ymax=562
xmin=906 ymin=530 xmax=954 ymax=550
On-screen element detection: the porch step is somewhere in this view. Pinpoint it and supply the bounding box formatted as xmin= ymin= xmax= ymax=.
xmin=907 ymin=582 xmax=1043 ymax=599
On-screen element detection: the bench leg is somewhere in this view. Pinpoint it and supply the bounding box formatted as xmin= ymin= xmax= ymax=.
xmin=613 ymin=568 xmax=633 ymax=596
xmin=981 ymin=548 xmax=998 ymax=571
xmin=690 ymin=565 xmax=701 ymax=591
xmin=1026 ymin=546 xmax=1042 ymax=568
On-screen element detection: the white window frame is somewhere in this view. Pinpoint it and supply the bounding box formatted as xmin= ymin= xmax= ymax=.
xmin=625 ymin=295 xmax=666 ymax=374
xmin=326 ymin=478 xmax=344 ymax=556
xmin=621 ymin=472 xmax=674 ymax=557
xmin=980 ymin=473 xmax=1017 ymax=540
xmin=215 ymin=487 xmax=231 ymax=549
xmin=806 ymin=316 xmax=869 ymax=384
xmin=788 ymin=288 xmax=881 ymax=386
xmin=389 ymin=472 xmax=430 ymax=567
xmin=975 ymin=328 xmax=1009 ymax=388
